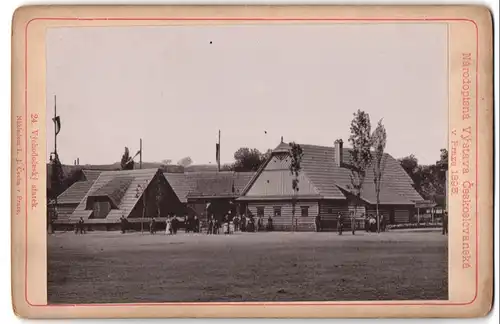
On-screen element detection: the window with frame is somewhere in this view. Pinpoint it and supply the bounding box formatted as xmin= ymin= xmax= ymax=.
xmin=257 ymin=207 xmax=265 ymax=218
xmin=273 ymin=207 xmax=281 ymax=217
xmin=301 ymin=206 xmax=309 ymax=217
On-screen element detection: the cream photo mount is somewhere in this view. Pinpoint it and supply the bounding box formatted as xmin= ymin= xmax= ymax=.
xmin=10 ymin=5 xmax=493 ymax=319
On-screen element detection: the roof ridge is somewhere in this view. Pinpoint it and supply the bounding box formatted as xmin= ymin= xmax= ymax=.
xmin=240 ymin=153 xmax=273 ymax=195
xmin=101 ymin=168 xmax=159 ymax=175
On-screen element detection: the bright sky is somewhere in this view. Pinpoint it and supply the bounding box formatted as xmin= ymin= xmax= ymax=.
xmin=46 ymin=23 xmax=447 ymax=166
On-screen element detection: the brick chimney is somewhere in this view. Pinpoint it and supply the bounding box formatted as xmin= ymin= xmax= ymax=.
xmin=334 ymin=139 xmax=343 ymax=167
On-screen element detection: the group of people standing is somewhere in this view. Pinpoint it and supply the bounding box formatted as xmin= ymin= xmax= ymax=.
xmin=314 ymin=212 xmax=387 ymax=235
xmin=143 ymin=214 xmax=201 ymax=235
xmin=363 ymin=214 xmax=387 ymax=233
xmin=205 ymin=213 xmax=274 ymax=235
xmin=336 ymin=212 xmax=357 ymax=235
xmin=165 ymin=214 xmax=201 ymax=235
xmin=233 ymin=214 xmax=273 ymax=233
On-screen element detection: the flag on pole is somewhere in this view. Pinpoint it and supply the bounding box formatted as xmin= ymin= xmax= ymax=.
xmin=52 ymin=116 xmax=61 ymax=135
xmin=126 ymin=149 xmax=141 ymax=165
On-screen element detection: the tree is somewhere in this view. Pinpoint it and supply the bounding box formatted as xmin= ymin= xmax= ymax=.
xmin=437 ymin=148 xmax=448 ymax=171
xmin=120 ymin=147 xmax=134 ymax=170
xmin=177 ymin=156 xmax=193 ymax=168
xmin=161 ymin=159 xmax=172 ymax=165
xmin=398 ymin=155 xmax=421 ymax=188
xmin=48 ymin=153 xmax=65 ymax=226
xmin=347 ymin=110 xmax=373 ymax=218
xmin=398 ymin=149 xmax=448 ymax=203
xmin=261 ymin=149 xmax=273 ymax=162
xmin=288 ymin=142 xmax=303 ymax=232
xmin=233 ymin=147 xmax=267 ymax=172
xmin=221 ymin=164 xmax=235 ymax=171
xmin=371 ymin=119 xmax=387 ymax=233
xmin=48 ymin=155 xmax=65 ymax=198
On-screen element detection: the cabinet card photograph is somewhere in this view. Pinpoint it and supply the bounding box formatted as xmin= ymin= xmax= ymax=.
xmin=11 ymin=5 xmax=493 ymax=319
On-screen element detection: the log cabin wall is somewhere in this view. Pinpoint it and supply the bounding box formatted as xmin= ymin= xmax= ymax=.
xmin=247 ymin=200 xmax=319 ymax=231
xmin=365 ymin=205 xmax=414 ymax=224
xmin=318 ymin=199 xmax=349 ymax=230
xmin=365 ymin=205 xmax=392 ymax=224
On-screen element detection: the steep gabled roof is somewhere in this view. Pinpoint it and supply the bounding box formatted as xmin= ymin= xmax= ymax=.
xmin=57 ymin=181 xmax=95 ymax=205
xmin=70 ymin=168 xmax=159 ymax=222
xmin=188 ymin=172 xmax=254 ymax=198
xmin=241 ymin=142 xmax=423 ymax=205
xmin=239 ymin=154 xmax=321 ymax=200
xmin=163 ymin=173 xmax=197 ymax=203
xmin=164 ymin=171 xmax=255 ymax=202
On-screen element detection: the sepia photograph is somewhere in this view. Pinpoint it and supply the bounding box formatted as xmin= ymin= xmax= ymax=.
xmin=44 ymin=22 xmax=451 ymax=304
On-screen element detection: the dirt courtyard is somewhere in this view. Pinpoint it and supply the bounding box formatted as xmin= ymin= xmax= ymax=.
xmin=47 ymin=230 xmax=448 ymax=304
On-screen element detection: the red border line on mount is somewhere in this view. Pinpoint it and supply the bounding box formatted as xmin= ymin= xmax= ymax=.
xmin=23 ymin=17 xmax=479 ymax=308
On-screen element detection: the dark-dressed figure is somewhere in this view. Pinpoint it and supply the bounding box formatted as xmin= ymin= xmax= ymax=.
xmin=150 ymin=217 xmax=156 ymax=234
xmin=240 ymin=215 xmax=247 ymax=232
xmin=337 ymin=213 xmax=344 ymax=235
xmin=214 ymin=218 xmax=221 ymax=235
xmin=194 ymin=215 xmax=200 ymax=233
xmin=315 ymin=214 xmax=322 ymax=232
xmin=120 ymin=215 xmax=127 ymax=234
xmin=267 ymin=216 xmax=273 ymax=231
xmin=76 ymin=217 xmax=85 ymax=234
xmin=442 ymin=211 xmax=448 ymax=235
xmin=171 ymin=215 xmax=178 ymax=234
xmin=247 ymin=216 xmax=255 ymax=232
xmin=350 ymin=212 xmax=356 ymax=235
xmin=207 ymin=215 xmax=214 ymax=235
xmin=185 ymin=215 xmax=191 ymax=233
xmin=257 ymin=216 xmax=264 ymax=232
xmin=233 ymin=215 xmax=240 ymax=232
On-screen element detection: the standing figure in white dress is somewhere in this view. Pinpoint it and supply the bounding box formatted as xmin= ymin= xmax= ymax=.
xmin=165 ymin=215 xmax=172 ymax=235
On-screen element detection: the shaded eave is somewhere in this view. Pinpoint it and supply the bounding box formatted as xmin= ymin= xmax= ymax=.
xmin=335 ymin=184 xmax=416 ymax=206
xmin=237 ymin=194 xmax=323 ymax=201
xmin=86 ymin=194 xmax=119 ymax=209
xmin=187 ymin=194 xmax=238 ymax=200
xmin=415 ymin=200 xmax=438 ymax=208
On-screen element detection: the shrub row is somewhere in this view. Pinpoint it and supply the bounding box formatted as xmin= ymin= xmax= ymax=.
xmin=387 ymin=222 xmax=443 ymax=230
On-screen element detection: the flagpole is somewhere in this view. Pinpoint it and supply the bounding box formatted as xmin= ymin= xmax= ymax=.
xmin=54 ymin=95 xmax=57 ymax=158
xmin=218 ymin=130 xmax=221 ymax=172
xmin=139 ymin=138 xmax=142 ymax=169
xmin=53 ymin=95 xmax=58 ymax=227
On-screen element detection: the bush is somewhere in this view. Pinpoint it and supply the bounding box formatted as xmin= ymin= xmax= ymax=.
xmin=387 ymin=222 xmax=442 ymax=230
